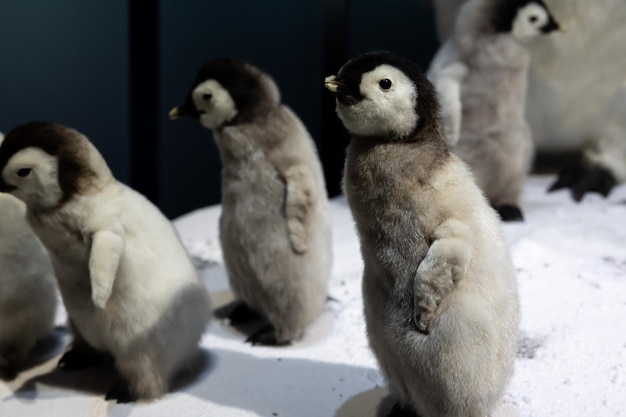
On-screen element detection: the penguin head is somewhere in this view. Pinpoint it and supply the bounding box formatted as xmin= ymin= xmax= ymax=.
xmin=493 ymin=0 xmax=560 ymax=41
xmin=170 ymin=59 xmax=281 ymax=130
xmin=325 ymin=51 xmax=440 ymax=140
xmin=0 ymin=122 xmax=102 ymax=209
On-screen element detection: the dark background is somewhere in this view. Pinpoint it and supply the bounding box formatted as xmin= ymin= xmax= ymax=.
xmin=0 ymin=0 xmax=438 ymax=218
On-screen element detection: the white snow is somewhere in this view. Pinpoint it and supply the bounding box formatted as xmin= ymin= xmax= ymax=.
xmin=1 ymin=175 xmax=625 ymax=417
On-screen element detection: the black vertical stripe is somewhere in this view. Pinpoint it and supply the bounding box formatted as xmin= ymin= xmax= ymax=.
xmin=322 ymin=0 xmax=351 ymax=197
xmin=129 ymin=0 xmax=159 ymax=203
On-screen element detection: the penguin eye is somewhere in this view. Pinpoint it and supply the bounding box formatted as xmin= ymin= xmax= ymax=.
xmin=17 ymin=168 xmax=32 ymax=178
xmin=202 ymin=93 xmax=213 ymax=101
xmin=529 ymin=15 xmax=538 ymax=23
xmin=379 ymin=79 xmax=392 ymax=90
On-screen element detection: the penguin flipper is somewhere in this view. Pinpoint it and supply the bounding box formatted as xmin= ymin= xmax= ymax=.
xmin=283 ymin=165 xmax=314 ymax=254
xmin=431 ymin=62 xmax=467 ymax=147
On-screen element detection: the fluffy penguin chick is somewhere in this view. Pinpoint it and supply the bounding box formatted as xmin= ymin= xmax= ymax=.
xmin=427 ymin=0 xmax=560 ymax=221
xmin=326 ymin=51 xmax=520 ymax=417
xmin=0 ymin=134 xmax=57 ymax=381
xmin=0 ymin=123 xmax=211 ymax=402
xmin=170 ymin=59 xmax=331 ymax=346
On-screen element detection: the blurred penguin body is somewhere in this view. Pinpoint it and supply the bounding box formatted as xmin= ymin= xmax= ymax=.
xmin=0 ymin=123 xmax=211 ymax=401
xmin=434 ymin=0 xmax=626 ymax=199
xmin=327 ymin=51 xmax=519 ymax=417
xmin=0 ymin=188 xmax=57 ymax=380
xmin=428 ymin=0 xmax=560 ymax=221
xmin=171 ymin=60 xmax=331 ymax=346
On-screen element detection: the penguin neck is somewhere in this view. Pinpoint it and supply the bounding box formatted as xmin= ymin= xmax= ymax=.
xmin=347 ymin=132 xmax=449 ymax=184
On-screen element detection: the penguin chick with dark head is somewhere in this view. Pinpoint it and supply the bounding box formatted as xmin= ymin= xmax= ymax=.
xmin=0 ymin=133 xmax=58 ymax=381
xmin=326 ymin=51 xmax=519 ymax=417
xmin=0 ymin=123 xmax=211 ymax=402
xmin=428 ymin=0 xmax=560 ymax=221
xmin=170 ymin=59 xmax=332 ymax=346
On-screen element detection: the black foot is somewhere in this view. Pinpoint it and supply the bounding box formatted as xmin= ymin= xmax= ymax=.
xmin=0 ymin=364 xmax=17 ymax=381
xmin=0 ymin=346 xmax=18 ymax=380
xmin=495 ymin=204 xmax=524 ymax=222
xmin=57 ymin=348 xmax=101 ymax=370
xmin=388 ymin=402 xmax=418 ymax=417
xmin=216 ymin=301 xmax=264 ymax=326
xmin=549 ymin=161 xmax=616 ymax=202
xmin=105 ymin=380 xmax=138 ymax=403
xmin=245 ymin=324 xmax=291 ymax=347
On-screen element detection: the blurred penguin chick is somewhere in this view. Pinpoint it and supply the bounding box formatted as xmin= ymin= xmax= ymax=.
xmin=428 ymin=0 xmax=560 ymax=221
xmin=0 ymin=123 xmax=211 ymax=402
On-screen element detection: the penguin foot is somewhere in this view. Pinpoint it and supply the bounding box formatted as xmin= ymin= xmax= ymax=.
xmin=105 ymin=380 xmax=138 ymax=403
xmin=217 ymin=302 xmax=264 ymax=325
xmin=548 ymin=162 xmax=616 ymax=202
xmin=0 ymin=346 xmax=18 ymax=380
xmin=0 ymin=364 xmax=17 ymax=381
xmin=245 ymin=324 xmax=291 ymax=347
xmin=495 ymin=205 xmax=524 ymax=222
xmin=388 ymin=402 xmax=418 ymax=417
xmin=57 ymin=348 xmax=101 ymax=370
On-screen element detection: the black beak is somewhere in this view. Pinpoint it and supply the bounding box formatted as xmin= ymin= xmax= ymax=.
xmin=169 ymin=100 xmax=200 ymax=120
xmin=542 ymin=16 xmax=560 ymax=33
xmin=324 ymin=75 xmax=360 ymax=105
xmin=0 ymin=177 xmax=15 ymax=193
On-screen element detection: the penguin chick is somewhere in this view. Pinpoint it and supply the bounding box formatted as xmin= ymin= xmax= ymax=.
xmin=427 ymin=0 xmax=560 ymax=221
xmin=0 ymin=122 xmax=211 ymax=402
xmin=326 ymin=51 xmax=519 ymax=417
xmin=0 ymin=134 xmax=57 ymax=381
xmin=170 ymin=59 xmax=332 ymax=346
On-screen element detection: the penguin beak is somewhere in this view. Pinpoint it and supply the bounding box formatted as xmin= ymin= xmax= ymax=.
xmin=0 ymin=177 xmax=15 ymax=193
xmin=169 ymin=101 xmax=200 ymax=120
xmin=325 ymin=75 xmax=360 ymax=105
xmin=324 ymin=75 xmax=344 ymax=93
xmin=542 ymin=16 xmax=561 ymax=34
xmin=169 ymin=107 xmax=180 ymax=120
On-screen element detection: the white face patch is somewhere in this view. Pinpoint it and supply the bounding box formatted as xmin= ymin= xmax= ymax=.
xmin=336 ymin=64 xmax=418 ymax=138
xmin=192 ymin=79 xmax=239 ymax=129
xmin=512 ymin=3 xmax=550 ymax=41
xmin=2 ymin=147 xmax=63 ymax=208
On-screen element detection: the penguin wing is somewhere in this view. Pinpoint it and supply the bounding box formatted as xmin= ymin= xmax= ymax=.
xmin=431 ymin=61 xmax=468 ymax=147
xmin=89 ymin=230 xmax=125 ymax=309
xmin=282 ymin=164 xmax=315 ymax=254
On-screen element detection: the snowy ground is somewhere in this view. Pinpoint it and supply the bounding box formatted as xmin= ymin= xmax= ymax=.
xmin=1 ymin=175 xmax=625 ymax=417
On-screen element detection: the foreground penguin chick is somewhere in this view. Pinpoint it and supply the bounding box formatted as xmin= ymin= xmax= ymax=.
xmin=0 ymin=133 xmax=57 ymax=381
xmin=0 ymin=123 xmax=211 ymax=402
xmin=326 ymin=51 xmax=519 ymax=417
xmin=428 ymin=0 xmax=560 ymax=221
xmin=170 ymin=59 xmax=331 ymax=346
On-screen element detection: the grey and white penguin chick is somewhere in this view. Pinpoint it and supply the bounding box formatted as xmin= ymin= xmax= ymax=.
xmin=170 ymin=59 xmax=331 ymax=346
xmin=427 ymin=0 xmax=560 ymax=221
xmin=0 ymin=133 xmax=58 ymax=381
xmin=0 ymin=122 xmax=211 ymax=402
xmin=325 ymin=51 xmax=520 ymax=417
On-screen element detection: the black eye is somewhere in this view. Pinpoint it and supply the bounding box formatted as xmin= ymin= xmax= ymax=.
xmin=379 ymin=79 xmax=392 ymax=90
xmin=529 ymin=15 xmax=538 ymax=23
xmin=17 ymin=168 xmax=31 ymax=177
xmin=202 ymin=93 xmax=213 ymax=101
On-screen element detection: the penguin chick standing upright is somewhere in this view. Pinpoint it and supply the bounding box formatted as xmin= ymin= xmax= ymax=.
xmin=326 ymin=51 xmax=519 ymax=417
xmin=170 ymin=59 xmax=331 ymax=346
xmin=0 ymin=133 xmax=58 ymax=381
xmin=0 ymin=123 xmax=211 ymax=402
xmin=427 ymin=0 xmax=560 ymax=221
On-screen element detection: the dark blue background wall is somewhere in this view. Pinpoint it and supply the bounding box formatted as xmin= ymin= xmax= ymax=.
xmin=0 ymin=0 xmax=438 ymax=219
xmin=0 ymin=0 xmax=129 ymax=182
